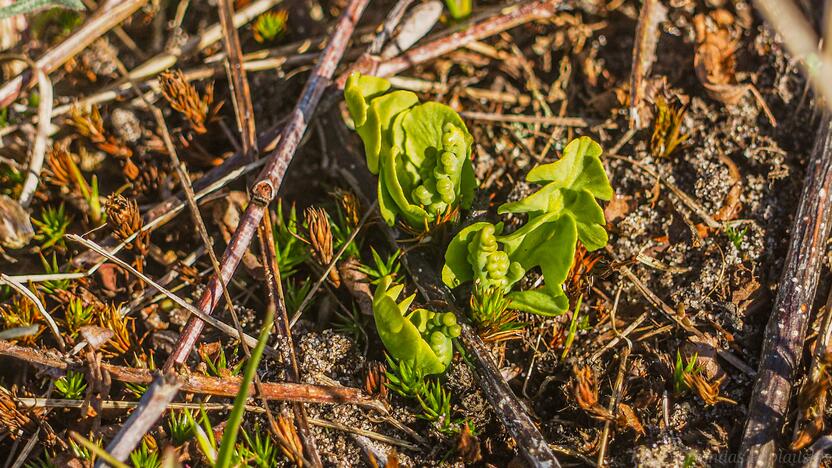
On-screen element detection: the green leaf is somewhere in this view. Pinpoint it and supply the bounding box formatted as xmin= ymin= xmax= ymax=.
xmin=507 ymin=288 xmax=569 ymax=316
xmin=380 ymin=145 xmax=430 ymax=226
xmin=356 ymin=90 xmax=419 ymax=174
xmin=215 ymin=305 xmax=274 ymax=468
xmin=344 ymin=73 xmax=390 ymax=128
xmin=373 ymin=277 xmax=446 ymax=375
xmin=441 ymin=222 xmax=495 ymax=287
xmin=526 ymin=136 xmax=612 ymax=200
xmin=499 ymin=213 xmax=577 ymax=315
xmin=499 ymin=136 xmax=612 ymax=251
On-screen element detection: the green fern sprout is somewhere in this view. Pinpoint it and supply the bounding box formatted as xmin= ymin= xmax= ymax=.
xmin=241 ymin=425 xmax=279 ymax=468
xmin=673 ymin=350 xmax=700 ymax=394
xmin=252 ymin=10 xmax=288 ymax=43
xmin=385 ymin=354 xmax=426 ymax=398
xmin=167 ymin=410 xmax=194 ymax=446
xmin=129 ymin=440 xmax=160 ymax=468
xmin=63 ymin=296 xmax=93 ymax=338
xmin=38 ymin=252 xmax=71 ymax=294
xmin=55 ymin=370 xmax=86 ymax=399
xmin=357 ymin=247 xmax=402 ymax=285
xmin=273 ymin=202 xmax=308 ymax=278
xmin=32 ymin=204 xmax=71 ymax=249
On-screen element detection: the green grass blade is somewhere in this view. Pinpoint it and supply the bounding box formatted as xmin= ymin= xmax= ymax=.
xmin=215 ymin=307 xmax=274 ymax=468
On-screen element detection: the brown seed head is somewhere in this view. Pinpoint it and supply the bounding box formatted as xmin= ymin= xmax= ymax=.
xmin=305 ymin=206 xmax=340 ymax=286
xmin=158 ymin=69 xmax=214 ymax=134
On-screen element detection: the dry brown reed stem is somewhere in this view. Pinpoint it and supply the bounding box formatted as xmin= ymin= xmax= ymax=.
xmin=0 ymin=0 xmax=146 ymax=107
xmin=739 ymin=112 xmax=832 ymax=467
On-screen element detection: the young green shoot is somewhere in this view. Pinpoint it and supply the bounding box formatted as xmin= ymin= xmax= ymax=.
xmin=273 ymin=202 xmax=307 ymax=278
xmin=55 ymin=369 xmax=86 ymax=399
xmin=357 ymin=247 xmax=402 ymax=285
xmin=38 ymin=252 xmax=71 ymax=293
xmin=215 ymin=306 xmax=274 ymax=468
xmin=167 ymin=410 xmax=194 ymax=446
xmin=725 ymin=224 xmax=748 ymax=250
xmin=32 ymin=204 xmax=71 ymax=250
xmin=253 ymin=10 xmax=288 ymax=43
xmin=673 ymin=350 xmax=700 ymax=394
xmin=129 ymin=439 xmax=160 ymax=468
xmin=385 ymin=354 xmax=426 ymax=398
xmin=444 ymin=0 xmax=472 ymax=20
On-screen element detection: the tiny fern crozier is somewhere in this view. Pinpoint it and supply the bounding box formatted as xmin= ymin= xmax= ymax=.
xmin=443 ymin=136 xmax=612 ymax=316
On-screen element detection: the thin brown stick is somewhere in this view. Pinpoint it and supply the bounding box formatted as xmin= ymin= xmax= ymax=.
xmin=166 ymin=0 xmax=370 ymax=369
xmin=344 ymin=0 xmax=561 ymax=83
xmin=460 ymin=110 xmax=615 ymax=129
xmin=597 ymin=347 xmax=630 ymax=467
xmin=619 ymin=265 xmax=754 ymax=375
xmin=739 ymin=113 xmax=832 ymax=467
xmin=99 ymin=374 xmax=181 ymax=465
xmin=0 ymin=0 xmax=146 ymax=107
xmin=0 ymin=341 xmax=382 ymax=411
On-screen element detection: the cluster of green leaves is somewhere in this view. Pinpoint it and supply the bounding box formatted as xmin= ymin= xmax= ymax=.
xmin=373 ymin=276 xmax=461 ymax=376
xmin=344 ymin=73 xmax=477 ymax=229
xmin=55 ymin=370 xmax=86 ymax=399
xmin=63 ymin=296 xmax=93 ymax=338
xmin=273 ymin=202 xmax=307 ymax=278
xmin=129 ymin=440 xmax=160 ymax=468
xmin=357 ymin=247 xmax=402 ymax=285
xmin=443 ymin=137 xmax=612 ymax=316
xmin=32 ymin=204 xmax=71 ymax=250
xmin=39 ymin=253 xmax=70 ymax=294
xmin=385 ymin=356 xmax=458 ymax=434
xmin=253 ymin=10 xmax=288 ymax=43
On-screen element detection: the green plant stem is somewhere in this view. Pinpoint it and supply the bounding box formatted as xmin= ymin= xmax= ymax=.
xmin=215 ymin=307 xmax=274 ymax=468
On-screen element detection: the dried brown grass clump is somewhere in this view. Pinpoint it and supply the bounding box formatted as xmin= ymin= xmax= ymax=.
xmin=158 ymin=69 xmax=216 ymax=134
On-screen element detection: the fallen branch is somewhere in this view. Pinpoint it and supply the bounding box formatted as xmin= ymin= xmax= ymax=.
xmin=0 ymin=340 xmax=383 ymax=411
xmin=739 ymin=112 xmax=832 ymax=466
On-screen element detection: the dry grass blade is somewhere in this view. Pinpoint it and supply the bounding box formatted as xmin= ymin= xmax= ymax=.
xmin=0 ymin=274 xmax=65 ymax=352
xmin=64 ymin=234 xmax=270 ymax=353
xmin=15 ymin=60 xmax=52 ymax=208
